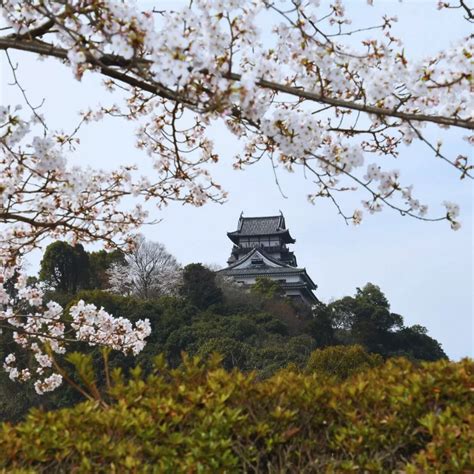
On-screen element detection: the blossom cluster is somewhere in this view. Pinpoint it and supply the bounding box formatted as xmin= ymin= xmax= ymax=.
xmin=1 ymin=277 xmax=151 ymax=394
xmin=70 ymin=301 xmax=151 ymax=356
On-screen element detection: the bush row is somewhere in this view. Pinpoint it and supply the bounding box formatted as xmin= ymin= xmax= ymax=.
xmin=0 ymin=355 xmax=472 ymax=473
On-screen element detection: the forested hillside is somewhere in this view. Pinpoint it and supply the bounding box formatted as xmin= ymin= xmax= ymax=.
xmin=1 ymin=240 xmax=446 ymax=423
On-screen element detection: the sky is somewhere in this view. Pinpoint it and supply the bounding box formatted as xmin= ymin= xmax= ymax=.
xmin=1 ymin=1 xmax=472 ymax=359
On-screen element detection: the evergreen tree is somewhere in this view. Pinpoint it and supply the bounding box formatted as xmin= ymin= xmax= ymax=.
xmin=327 ymin=283 xmax=446 ymax=360
xmin=179 ymin=264 xmax=223 ymax=309
xmin=39 ymin=241 xmax=90 ymax=293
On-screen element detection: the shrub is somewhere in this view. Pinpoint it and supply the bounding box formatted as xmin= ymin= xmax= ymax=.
xmin=305 ymin=344 xmax=384 ymax=380
xmin=0 ymin=356 xmax=472 ymax=472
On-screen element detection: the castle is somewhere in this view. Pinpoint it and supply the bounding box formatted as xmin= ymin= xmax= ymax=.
xmin=219 ymin=213 xmax=318 ymax=306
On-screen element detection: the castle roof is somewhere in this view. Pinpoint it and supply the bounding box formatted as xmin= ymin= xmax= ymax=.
xmin=219 ymin=248 xmax=317 ymax=291
xmin=227 ymin=214 xmax=295 ymax=244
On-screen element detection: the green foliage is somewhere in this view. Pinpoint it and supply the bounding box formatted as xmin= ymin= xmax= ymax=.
xmin=66 ymin=352 xmax=98 ymax=390
xmin=88 ymin=249 xmax=125 ymax=289
xmin=392 ymin=324 xmax=447 ymax=361
xmin=0 ymin=343 xmax=84 ymax=423
xmin=216 ymin=276 xmax=265 ymax=313
xmin=327 ymin=283 xmax=447 ymax=360
xmin=250 ymin=276 xmax=284 ymax=299
xmin=307 ymin=302 xmax=336 ymax=347
xmin=65 ymin=290 xmax=175 ymax=374
xmin=197 ymin=338 xmax=252 ymax=370
xmin=39 ymin=241 xmax=90 ymax=293
xmin=356 ymin=282 xmax=390 ymax=308
xmin=66 ymin=290 xmax=151 ymax=323
xmin=163 ymin=311 xmax=290 ymax=370
xmin=0 ymin=370 xmax=39 ymax=424
xmin=0 ymin=291 xmax=172 ymax=423
xmin=0 ymin=357 xmax=472 ymax=472
xmin=305 ymin=344 xmax=384 ymax=380
xmin=38 ymin=241 xmax=124 ymax=293
xmin=4 ymin=277 xmax=446 ymax=422
xmin=179 ymin=263 xmax=223 ymax=309
xmin=42 ymin=289 xmax=77 ymax=308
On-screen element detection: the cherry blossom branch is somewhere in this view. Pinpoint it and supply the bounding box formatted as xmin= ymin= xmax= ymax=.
xmin=233 ymin=73 xmax=473 ymax=130
xmin=406 ymin=122 xmax=473 ymax=179
xmin=4 ymin=50 xmax=47 ymax=129
xmin=0 ymin=37 xmax=472 ymax=131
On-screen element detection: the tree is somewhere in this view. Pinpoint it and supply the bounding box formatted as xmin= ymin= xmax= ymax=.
xmin=196 ymin=338 xmax=251 ymax=371
xmin=106 ymin=262 xmax=134 ymax=297
xmin=180 ymin=264 xmax=223 ymax=310
xmin=328 ymin=284 xmax=405 ymax=354
xmin=327 ymin=283 xmax=446 ymax=360
xmin=393 ymin=325 xmax=447 ymax=361
xmin=350 ymin=283 xmax=404 ymax=354
xmin=88 ymin=249 xmax=126 ymax=290
xmin=39 ymin=241 xmax=90 ymax=294
xmin=308 ymin=302 xmax=336 ymax=348
xmin=107 ymin=235 xmax=181 ymax=299
xmin=251 ymin=277 xmax=284 ymax=299
xmin=0 ymin=0 xmax=470 ymax=392
xmin=1 ymin=0 xmax=471 ymax=242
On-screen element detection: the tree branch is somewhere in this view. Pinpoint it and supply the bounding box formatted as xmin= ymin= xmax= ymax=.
xmin=0 ymin=37 xmax=472 ymax=130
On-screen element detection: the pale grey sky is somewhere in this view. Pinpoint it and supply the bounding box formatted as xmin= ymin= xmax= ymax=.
xmin=1 ymin=1 xmax=472 ymax=359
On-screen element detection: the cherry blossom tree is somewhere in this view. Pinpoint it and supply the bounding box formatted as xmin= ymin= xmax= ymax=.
xmin=0 ymin=0 xmax=472 ymax=392
xmin=107 ymin=235 xmax=182 ymax=298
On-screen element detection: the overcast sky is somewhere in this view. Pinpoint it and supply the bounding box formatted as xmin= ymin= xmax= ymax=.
xmin=1 ymin=1 xmax=472 ymax=359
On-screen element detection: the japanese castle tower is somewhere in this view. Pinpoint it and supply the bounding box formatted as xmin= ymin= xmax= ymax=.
xmin=219 ymin=213 xmax=318 ymax=306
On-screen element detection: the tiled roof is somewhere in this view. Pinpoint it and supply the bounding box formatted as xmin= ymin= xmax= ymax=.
xmin=238 ymin=216 xmax=283 ymax=235
xmin=227 ymin=213 xmax=295 ymax=243
xmin=219 ymin=248 xmax=317 ymax=290
xmin=222 ymin=265 xmax=304 ymax=276
xmin=221 ymin=214 xmax=318 ymax=301
xmin=224 ymin=247 xmax=292 ymax=271
xmin=221 ymin=266 xmax=317 ymax=290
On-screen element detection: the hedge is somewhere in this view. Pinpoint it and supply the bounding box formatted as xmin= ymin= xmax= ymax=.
xmin=0 ymin=355 xmax=472 ymax=473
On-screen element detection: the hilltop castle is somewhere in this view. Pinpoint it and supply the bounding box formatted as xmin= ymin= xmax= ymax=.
xmin=219 ymin=213 xmax=318 ymax=306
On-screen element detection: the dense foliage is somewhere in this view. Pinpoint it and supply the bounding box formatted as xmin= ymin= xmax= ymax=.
xmin=0 ymin=243 xmax=447 ymax=422
xmin=88 ymin=249 xmax=126 ymax=290
xmin=305 ymin=344 xmax=384 ymax=381
xmin=1 ymin=3 xmax=471 ymax=468
xmin=179 ymin=263 xmax=223 ymax=309
xmin=323 ymin=283 xmax=447 ymax=361
xmin=0 ymin=356 xmax=472 ymax=472
xmin=0 ymin=244 xmax=462 ymax=472
xmin=39 ymin=241 xmax=125 ymax=295
xmin=39 ymin=241 xmax=91 ymax=293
